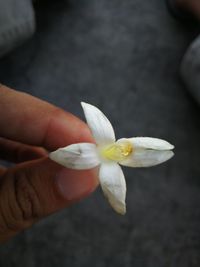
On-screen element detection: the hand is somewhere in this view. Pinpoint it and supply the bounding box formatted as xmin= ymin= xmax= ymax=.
xmin=0 ymin=85 xmax=98 ymax=243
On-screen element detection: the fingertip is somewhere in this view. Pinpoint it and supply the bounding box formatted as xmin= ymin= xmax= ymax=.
xmin=0 ymin=86 xmax=94 ymax=150
xmin=55 ymin=167 xmax=99 ymax=202
xmin=44 ymin=109 xmax=94 ymax=151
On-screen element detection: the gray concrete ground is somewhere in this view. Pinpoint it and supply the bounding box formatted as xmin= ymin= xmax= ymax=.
xmin=0 ymin=1 xmax=200 ymax=266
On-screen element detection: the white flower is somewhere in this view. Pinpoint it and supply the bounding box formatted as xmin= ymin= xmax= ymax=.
xmin=49 ymin=102 xmax=174 ymax=215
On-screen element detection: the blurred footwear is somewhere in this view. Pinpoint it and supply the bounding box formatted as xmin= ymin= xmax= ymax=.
xmin=181 ymin=36 xmax=200 ymax=106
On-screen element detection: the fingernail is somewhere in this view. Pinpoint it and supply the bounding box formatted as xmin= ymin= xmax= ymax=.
xmin=55 ymin=168 xmax=98 ymax=201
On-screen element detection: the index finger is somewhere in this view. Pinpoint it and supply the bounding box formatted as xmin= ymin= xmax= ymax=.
xmin=0 ymin=85 xmax=93 ymax=150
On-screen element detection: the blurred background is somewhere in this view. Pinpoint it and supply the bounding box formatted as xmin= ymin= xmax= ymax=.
xmin=0 ymin=0 xmax=200 ymax=266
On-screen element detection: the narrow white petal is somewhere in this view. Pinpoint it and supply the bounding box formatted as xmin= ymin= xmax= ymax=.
xmin=49 ymin=143 xmax=100 ymax=170
xmin=120 ymin=150 xmax=174 ymax=167
xmin=119 ymin=137 xmax=174 ymax=150
xmin=99 ymin=163 xmax=126 ymax=215
xmin=81 ymin=102 xmax=115 ymax=145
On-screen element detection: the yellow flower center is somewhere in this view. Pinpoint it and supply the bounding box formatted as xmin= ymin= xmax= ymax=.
xmin=101 ymin=141 xmax=133 ymax=161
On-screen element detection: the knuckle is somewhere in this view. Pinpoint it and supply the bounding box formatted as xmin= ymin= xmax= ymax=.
xmin=0 ymin=169 xmax=42 ymax=236
xmin=14 ymin=170 xmax=42 ymax=222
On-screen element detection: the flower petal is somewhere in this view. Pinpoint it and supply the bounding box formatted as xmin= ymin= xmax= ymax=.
xmin=81 ymin=102 xmax=115 ymax=145
xmin=49 ymin=143 xmax=100 ymax=170
xmin=99 ymin=163 xmax=126 ymax=215
xmin=120 ymin=149 xmax=174 ymax=167
xmin=118 ymin=137 xmax=174 ymax=150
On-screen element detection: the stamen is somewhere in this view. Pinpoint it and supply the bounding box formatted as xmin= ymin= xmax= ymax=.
xmin=101 ymin=141 xmax=133 ymax=161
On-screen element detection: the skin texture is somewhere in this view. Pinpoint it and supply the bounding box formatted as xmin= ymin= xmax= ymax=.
xmin=0 ymin=85 xmax=99 ymax=243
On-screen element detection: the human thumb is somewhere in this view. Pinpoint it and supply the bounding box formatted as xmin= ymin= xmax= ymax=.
xmin=0 ymin=157 xmax=98 ymax=243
